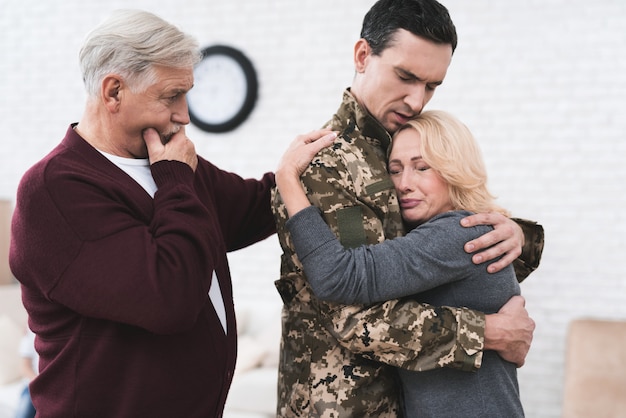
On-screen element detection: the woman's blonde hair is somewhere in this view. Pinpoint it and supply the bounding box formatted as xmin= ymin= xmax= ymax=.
xmin=396 ymin=110 xmax=510 ymax=216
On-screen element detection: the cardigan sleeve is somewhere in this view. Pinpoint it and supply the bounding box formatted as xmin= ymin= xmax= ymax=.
xmin=195 ymin=158 xmax=276 ymax=252
xmin=11 ymin=152 xmax=218 ymax=335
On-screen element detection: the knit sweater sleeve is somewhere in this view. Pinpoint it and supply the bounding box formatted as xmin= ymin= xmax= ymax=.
xmin=10 ymin=142 xmax=218 ymax=334
xmin=194 ymin=159 xmax=276 ymax=252
xmin=287 ymin=206 xmax=486 ymax=305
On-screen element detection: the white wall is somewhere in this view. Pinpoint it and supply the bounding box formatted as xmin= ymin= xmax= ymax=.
xmin=2 ymin=0 xmax=625 ymax=416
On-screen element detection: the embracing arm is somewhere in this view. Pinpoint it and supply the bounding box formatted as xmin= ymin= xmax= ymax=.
xmin=276 ymin=131 xmax=485 ymax=371
xmin=276 ymin=130 xmax=532 ymax=368
xmin=275 ymin=129 xmax=337 ymax=217
xmin=287 ymin=205 xmax=533 ymax=368
xmin=510 ymin=217 xmax=545 ymax=282
xmin=462 ymin=213 xmax=544 ymax=282
xmin=321 ymin=298 xmax=485 ymax=372
xmin=484 ymin=295 xmax=534 ymax=366
xmin=287 ymin=206 xmax=480 ymax=305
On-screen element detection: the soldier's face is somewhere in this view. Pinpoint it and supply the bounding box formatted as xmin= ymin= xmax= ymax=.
xmin=352 ymin=30 xmax=452 ymax=134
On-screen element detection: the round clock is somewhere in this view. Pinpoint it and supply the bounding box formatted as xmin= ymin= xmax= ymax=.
xmin=187 ymin=45 xmax=258 ymax=133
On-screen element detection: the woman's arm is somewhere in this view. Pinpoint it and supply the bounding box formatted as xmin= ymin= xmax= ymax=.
xmin=287 ymin=207 xmax=485 ymax=304
xmin=276 ymin=130 xmax=493 ymax=305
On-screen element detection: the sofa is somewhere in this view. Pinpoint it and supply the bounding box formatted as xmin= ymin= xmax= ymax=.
xmin=223 ymin=300 xmax=281 ymax=417
xmin=561 ymin=318 xmax=626 ymax=417
xmin=0 ymin=283 xmax=282 ymax=418
xmin=0 ymin=283 xmax=28 ymax=418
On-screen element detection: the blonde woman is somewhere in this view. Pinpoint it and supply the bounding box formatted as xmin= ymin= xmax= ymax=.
xmin=276 ymin=110 xmax=531 ymax=417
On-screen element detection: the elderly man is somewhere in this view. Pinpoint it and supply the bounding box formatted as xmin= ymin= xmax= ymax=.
xmin=9 ymin=10 xmax=275 ymax=417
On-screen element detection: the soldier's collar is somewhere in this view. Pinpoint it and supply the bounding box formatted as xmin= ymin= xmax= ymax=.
xmin=343 ymin=89 xmax=392 ymax=152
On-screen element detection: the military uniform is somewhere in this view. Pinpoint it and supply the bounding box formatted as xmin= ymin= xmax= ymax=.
xmin=271 ymin=89 xmax=543 ymax=417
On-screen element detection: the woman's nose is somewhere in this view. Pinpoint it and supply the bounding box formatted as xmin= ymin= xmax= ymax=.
xmin=399 ymin=171 xmax=414 ymax=192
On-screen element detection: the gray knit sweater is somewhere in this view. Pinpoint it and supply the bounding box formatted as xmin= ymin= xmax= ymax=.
xmin=286 ymin=206 xmax=524 ymax=417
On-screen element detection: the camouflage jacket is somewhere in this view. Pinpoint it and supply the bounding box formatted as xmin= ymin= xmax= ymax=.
xmin=271 ymin=90 xmax=489 ymax=417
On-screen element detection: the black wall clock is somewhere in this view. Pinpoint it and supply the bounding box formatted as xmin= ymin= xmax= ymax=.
xmin=187 ymin=45 xmax=258 ymax=133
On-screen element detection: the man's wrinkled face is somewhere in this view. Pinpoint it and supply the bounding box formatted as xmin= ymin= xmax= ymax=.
xmin=118 ymin=65 xmax=194 ymax=157
xmin=354 ymin=30 xmax=453 ymax=134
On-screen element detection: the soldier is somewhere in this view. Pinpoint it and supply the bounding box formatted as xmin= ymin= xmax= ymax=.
xmin=271 ymin=0 xmax=544 ymax=416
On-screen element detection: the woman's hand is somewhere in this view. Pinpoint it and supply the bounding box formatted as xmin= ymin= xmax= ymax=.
xmin=275 ymin=130 xmax=336 ymax=217
xmin=276 ymin=130 xmax=336 ymax=179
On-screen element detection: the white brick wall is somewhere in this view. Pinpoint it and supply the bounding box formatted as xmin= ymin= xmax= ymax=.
xmin=2 ymin=1 xmax=625 ymax=416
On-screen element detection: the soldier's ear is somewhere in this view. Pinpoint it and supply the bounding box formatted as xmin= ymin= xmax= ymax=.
xmin=354 ymin=39 xmax=371 ymax=73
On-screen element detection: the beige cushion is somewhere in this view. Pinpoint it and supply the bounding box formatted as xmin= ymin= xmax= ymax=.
xmin=0 ymin=285 xmax=27 ymax=328
xmin=0 ymin=314 xmax=22 ymax=385
xmin=562 ymin=318 xmax=626 ymax=418
xmin=0 ymin=200 xmax=13 ymax=285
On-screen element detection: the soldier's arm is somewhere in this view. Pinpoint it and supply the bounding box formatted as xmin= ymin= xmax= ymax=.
xmin=320 ymin=294 xmax=533 ymax=370
xmin=461 ymin=213 xmax=544 ymax=282
xmin=319 ymin=298 xmax=485 ymax=372
xmin=289 ymin=208 xmax=532 ymax=370
xmin=511 ymin=217 xmax=544 ymax=282
xmin=298 ymin=152 xmax=487 ymax=372
xmin=484 ymin=295 xmax=534 ymax=367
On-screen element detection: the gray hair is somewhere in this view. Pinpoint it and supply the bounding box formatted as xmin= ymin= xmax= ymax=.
xmin=79 ymin=9 xmax=202 ymax=97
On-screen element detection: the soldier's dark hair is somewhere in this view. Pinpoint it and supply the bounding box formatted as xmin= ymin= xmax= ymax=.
xmin=360 ymin=0 xmax=457 ymax=56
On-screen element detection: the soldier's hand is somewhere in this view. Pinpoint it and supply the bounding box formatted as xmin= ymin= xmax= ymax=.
xmin=484 ymin=295 xmax=535 ymax=367
xmin=462 ymin=212 xmax=524 ymax=273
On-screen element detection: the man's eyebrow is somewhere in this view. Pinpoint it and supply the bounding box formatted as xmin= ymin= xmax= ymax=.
xmin=167 ymin=87 xmax=190 ymax=96
xmin=397 ymin=67 xmax=444 ymax=86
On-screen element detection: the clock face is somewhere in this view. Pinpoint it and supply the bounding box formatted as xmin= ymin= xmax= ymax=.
xmin=187 ymin=45 xmax=258 ymax=133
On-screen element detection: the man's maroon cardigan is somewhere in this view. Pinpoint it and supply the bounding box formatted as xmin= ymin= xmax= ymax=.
xmin=9 ymin=125 xmax=276 ymax=417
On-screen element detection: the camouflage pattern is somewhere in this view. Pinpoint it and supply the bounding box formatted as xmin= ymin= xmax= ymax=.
xmin=511 ymin=217 xmax=545 ymax=283
xmin=271 ymin=90 xmax=486 ymax=417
